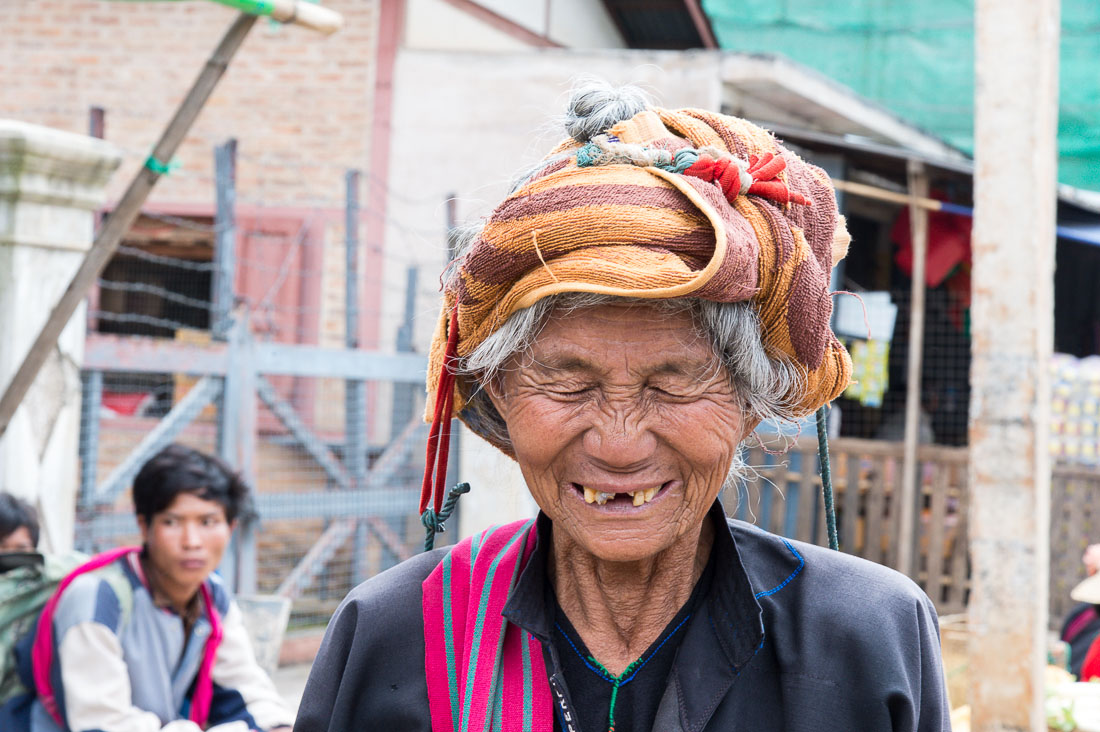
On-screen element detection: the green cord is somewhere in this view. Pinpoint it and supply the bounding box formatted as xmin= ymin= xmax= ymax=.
xmin=421 ymin=482 xmax=471 ymax=551
xmin=816 ymin=406 xmax=839 ymax=552
xmin=143 ymin=155 xmax=180 ymax=176
xmin=586 ymin=656 xmax=643 ymax=732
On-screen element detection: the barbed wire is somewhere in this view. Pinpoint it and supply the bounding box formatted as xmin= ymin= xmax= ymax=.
xmin=92 ymin=310 xmax=202 ymax=332
xmin=257 ymin=214 xmax=318 ymax=311
xmin=115 ymin=245 xmax=217 ymax=271
xmin=105 ymin=140 xmax=451 ymax=208
xmin=96 ymin=279 xmax=213 ymax=312
xmin=136 ymin=210 xmax=225 ymax=234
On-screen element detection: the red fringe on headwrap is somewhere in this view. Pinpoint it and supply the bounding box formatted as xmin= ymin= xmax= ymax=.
xmin=683 ymin=151 xmax=811 ymax=207
xmin=420 ymin=306 xmax=460 ymax=515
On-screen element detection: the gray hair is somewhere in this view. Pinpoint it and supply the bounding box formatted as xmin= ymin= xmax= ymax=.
xmin=500 ymin=78 xmax=651 ymax=198
xmin=562 ymin=76 xmax=650 ymax=143
xmin=455 ymin=293 xmax=805 ymax=456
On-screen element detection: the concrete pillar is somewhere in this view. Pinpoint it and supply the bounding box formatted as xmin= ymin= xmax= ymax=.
xmin=968 ymin=1 xmax=1059 ymax=729
xmin=0 ymin=120 xmax=121 ymax=553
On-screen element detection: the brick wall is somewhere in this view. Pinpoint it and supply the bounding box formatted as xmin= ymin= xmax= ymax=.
xmin=0 ymin=0 xmax=380 ymax=207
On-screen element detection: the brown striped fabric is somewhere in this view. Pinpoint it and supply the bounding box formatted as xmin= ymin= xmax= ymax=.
xmin=426 ymin=107 xmax=853 ymax=438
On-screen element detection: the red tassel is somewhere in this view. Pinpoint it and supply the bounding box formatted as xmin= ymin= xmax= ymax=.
xmin=420 ymin=307 xmax=460 ymax=515
xmin=683 ymin=150 xmax=810 ymax=207
xmin=747 ymin=152 xmax=786 ymax=181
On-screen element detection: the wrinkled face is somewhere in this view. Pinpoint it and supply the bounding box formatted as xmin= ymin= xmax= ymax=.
xmin=489 ymin=303 xmax=751 ymax=562
xmin=138 ymin=492 xmax=234 ymax=594
xmin=0 ymin=526 xmax=35 ymax=552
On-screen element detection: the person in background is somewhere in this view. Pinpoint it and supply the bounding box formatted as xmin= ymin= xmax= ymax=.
xmin=1062 ymin=543 xmax=1100 ymax=678
xmin=0 ymin=444 xmax=293 ymax=732
xmin=0 ymin=494 xmax=39 ymax=553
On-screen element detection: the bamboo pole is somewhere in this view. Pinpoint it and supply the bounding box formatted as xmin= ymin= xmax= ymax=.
xmin=896 ymin=161 xmax=929 ymax=577
xmin=831 ymin=178 xmax=944 ymax=211
xmin=0 ymin=13 xmax=259 ymax=438
xmin=207 ymin=0 xmax=342 ymax=34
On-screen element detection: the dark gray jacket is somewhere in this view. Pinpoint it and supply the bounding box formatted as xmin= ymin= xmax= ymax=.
xmin=294 ymin=507 xmax=950 ymax=731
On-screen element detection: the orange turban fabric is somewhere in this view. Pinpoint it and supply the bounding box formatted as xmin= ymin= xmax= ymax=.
xmin=420 ymin=106 xmax=852 ymax=513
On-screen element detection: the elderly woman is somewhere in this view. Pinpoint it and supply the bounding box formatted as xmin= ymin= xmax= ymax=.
xmin=294 ymin=83 xmax=949 ymax=732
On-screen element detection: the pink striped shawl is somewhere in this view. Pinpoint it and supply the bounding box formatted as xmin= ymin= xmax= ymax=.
xmin=422 ymin=519 xmax=553 ymax=732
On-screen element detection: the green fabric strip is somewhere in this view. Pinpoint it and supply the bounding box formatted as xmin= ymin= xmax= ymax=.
xmin=458 ymin=523 xmax=503 ymax=730
xmin=521 ymin=631 xmax=533 ymax=732
xmin=492 ymin=680 xmax=504 ymax=731
xmin=462 ymin=522 xmax=533 ymax=732
xmin=441 ymin=553 xmax=460 ymax=731
xmin=469 ymin=526 xmax=488 ymax=566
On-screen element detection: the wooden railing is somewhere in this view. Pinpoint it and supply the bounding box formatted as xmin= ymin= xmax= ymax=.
xmin=724 ymin=437 xmax=969 ymax=616
xmin=1050 ymin=466 xmax=1100 ymax=621
xmin=728 ymin=437 xmax=1100 ymax=621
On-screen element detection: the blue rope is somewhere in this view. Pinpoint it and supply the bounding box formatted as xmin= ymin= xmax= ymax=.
xmin=574 ymin=140 xmax=700 ymax=174
xmin=816 ymin=406 xmax=839 ymax=551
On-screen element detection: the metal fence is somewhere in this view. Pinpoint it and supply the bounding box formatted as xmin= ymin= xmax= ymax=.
xmin=74 ymin=140 xmax=448 ymax=628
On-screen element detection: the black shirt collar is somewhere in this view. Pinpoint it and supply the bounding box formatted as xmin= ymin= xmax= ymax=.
xmin=501 ymin=501 xmax=765 ymax=671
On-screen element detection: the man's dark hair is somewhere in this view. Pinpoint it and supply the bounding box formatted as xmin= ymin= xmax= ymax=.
xmin=0 ymin=492 xmax=40 ymax=546
xmin=132 ymin=444 xmax=250 ymax=523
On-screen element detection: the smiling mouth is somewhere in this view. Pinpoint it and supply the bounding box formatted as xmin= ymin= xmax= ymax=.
xmin=575 ymin=482 xmax=669 ymax=507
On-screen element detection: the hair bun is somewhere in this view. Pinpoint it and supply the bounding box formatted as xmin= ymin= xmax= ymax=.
xmin=563 ymin=78 xmax=649 ymax=142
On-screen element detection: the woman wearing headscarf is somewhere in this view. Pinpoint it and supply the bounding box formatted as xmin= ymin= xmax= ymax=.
xmin=294 ymin=81 xmax=950 ymax=732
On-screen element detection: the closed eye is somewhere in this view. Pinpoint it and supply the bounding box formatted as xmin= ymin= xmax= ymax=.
xmin=546 ymin=386 xmax=594 ymax=398
xmin=646 ymin=384 xmax=695 ymax=400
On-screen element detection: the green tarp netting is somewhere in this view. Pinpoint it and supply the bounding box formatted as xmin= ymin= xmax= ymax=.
xmin=702 ymin=0 xmax=1100 ymax=192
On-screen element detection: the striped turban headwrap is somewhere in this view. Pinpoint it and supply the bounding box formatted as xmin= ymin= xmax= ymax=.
xmin=419 ymin=105 xmax=853 ymax=514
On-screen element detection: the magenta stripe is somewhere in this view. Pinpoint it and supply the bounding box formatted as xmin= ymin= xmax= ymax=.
xmin=465 ymin=525 xmax=528 ymax=731
xmin=423 ymin=520 xmax=551 ymax=732
xmin=32 ymin=546 xmax=137 ymax=727
xmin=188 ymin=583 xmax=222 ymax=725
xmin=1065 ymin=606 xmax=1098 ymax=642
xmin=424 ymin=566 xmax=455 ymax=732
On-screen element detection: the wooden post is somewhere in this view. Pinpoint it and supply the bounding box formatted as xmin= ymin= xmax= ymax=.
xmin=969 ymin=0 xmax=1059 ymax=729
xmin=896 ymin=161 xmax=929 ymax=577
xmin=212 ymin=139 xmax=238 ymax=339
xmin=87 ymin=106 xmax=105 ymax=333
xmin=0 ymin=12 xmax=259 ymax=438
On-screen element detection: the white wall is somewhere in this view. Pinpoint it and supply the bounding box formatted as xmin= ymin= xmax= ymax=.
xmin=0 ymin=120 xmax=120 ymax=553
xmin=405 ymin=0 xmax=531 ymax=52
xmin=405 ymin=0 xmax=625 ymax=51
xmin=547 ymin=0 xmax=625 ymax=49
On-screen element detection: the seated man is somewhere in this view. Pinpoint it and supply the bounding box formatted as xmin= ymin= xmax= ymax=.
xmin=1 ymin=444 xmax=293 ymax=732
xmin=0 ymin=493 xmax=39 ymax=553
